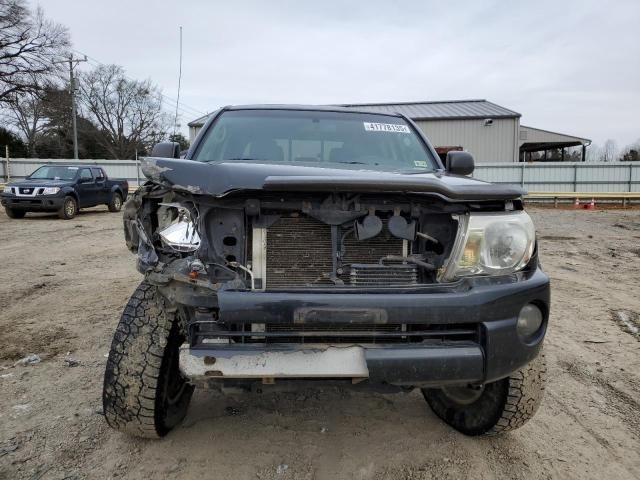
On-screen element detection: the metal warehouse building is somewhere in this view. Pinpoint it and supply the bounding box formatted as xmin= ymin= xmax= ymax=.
xmin=188 ymin=99 xmax=590 ymax=163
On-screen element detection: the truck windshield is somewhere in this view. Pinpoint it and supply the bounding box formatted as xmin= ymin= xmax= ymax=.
xmin=29 ymin=166 xmax=78 ymax=181
xmin=192 ymin=109 xmax=437 ymax=172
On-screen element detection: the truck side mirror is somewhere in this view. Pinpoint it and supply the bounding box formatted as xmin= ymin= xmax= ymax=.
xmin=446 ymin=151 xmax=474 ymax=176
xmin=151 ymin=142 xmax=181 ymax=159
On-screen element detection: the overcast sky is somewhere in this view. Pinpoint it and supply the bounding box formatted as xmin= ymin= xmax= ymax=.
xmin=40 ymin=0 xmax=640 ymax=147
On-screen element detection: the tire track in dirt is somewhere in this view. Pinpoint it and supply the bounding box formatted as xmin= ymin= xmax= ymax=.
xmin=545 ymin=389 xmax=612 ymax=450
xmin=610 ymin=309 xmax=640 ymax=340
xmin=0 ymin=280 xmax=61 ymax=310
xmin=557 ymin=359 xmax=640 ymax=441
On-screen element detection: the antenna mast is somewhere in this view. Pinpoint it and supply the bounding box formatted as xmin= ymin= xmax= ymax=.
xmin=173 ymin=26 xmax=183 ymax=139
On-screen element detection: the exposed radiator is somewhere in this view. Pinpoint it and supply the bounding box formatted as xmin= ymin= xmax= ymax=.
xmin=262 ymin=215 xmax=407 ymax=288
xmin=349 ymin=263 xmax=418 ymax=287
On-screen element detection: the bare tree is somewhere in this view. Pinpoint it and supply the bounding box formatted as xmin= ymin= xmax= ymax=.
xmin=0 ymin=0 xmax=70 ymax=104
xmin=585 ymin=144 xmax=601 ymax=162
xmin=78 ymin=64 xmax=169 ymax=159
xmin=602 ymin=139 xmax=618 ymax=162
xmin=4 ymin=83 xmax=47 ymax=156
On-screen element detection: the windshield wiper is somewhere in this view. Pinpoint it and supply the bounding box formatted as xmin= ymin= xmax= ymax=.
xmin=404 ymin=169 xmax=435 ymax=174
xmin=224 ymin=157 xmax=268 ymax=161
xmin=337 ymin=161 xmax=369 ymax=165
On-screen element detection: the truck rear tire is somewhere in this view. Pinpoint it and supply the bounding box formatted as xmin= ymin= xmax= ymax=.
xmin=108 ymin=192 xmax=123 ymax=212
xmin=422 ymin=351 xmax=546 ymax=436
xmin=58 ymin=196 xmax=77 ymax=220
xmin=102 ymin=281 xmax=194 ymax=438
xmin=5 ymin=207 xmax=26 ymax=219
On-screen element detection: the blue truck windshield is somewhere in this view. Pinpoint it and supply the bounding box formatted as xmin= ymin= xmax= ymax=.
xmin=29 ymin=166 xmax=79 ymax=181
xmin=192 ymin=109 xmax=437 ymax=172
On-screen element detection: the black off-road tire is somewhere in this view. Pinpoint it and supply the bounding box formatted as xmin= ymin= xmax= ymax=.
xmin=102 ymin=281 xmax=194 ymax=438
xmin=58 ymin=196 xmax=78 ymax=220
xmin=422 ymin=352 xmax=546 ymax=436
xmin=5 ymin=207 xmax=26 ymax=219
xmin=108 ymin=192 xmax=123 ymax=212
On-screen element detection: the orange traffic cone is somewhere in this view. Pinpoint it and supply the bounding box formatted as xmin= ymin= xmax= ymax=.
xmin=584 ymin=198 xmax=595 ymax=210
xmin=574 ymin=198 xmax=580 ymax=208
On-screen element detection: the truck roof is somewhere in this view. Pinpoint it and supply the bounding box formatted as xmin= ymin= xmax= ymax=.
xmin=223 ymin=104 xmax=404 ymax=117
xmin=37 ymin=165 xmax=103 ymax=168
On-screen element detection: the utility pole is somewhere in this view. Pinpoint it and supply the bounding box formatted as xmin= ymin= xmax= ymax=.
xmin=4 ymin=145 xmax=9 ymax=183
xmin=54 ymin=55 xmax=87 ymax=159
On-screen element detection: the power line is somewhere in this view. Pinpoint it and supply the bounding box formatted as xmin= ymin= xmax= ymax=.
xmin=75 ymin=50 xmax=202 ymax=112
xmin=71 ymin=48 xmax=207 ymax=119
xmin=80 ymin=53 xmax=204 ymax=118
xmin=78 ymin=54 xmax=203 ymax=119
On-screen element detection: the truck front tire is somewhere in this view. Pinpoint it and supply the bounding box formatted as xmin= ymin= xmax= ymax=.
xmin=108 ymin=192 xmax=123 ymax=212
xmin=422 ymin=352 xmax=546 ymax=436
xmin=102 ymin=281 xmax=194 ymax=438
xmin=58 ymin=196 xmax=77 ymax=220
xmin=5 ymin=207 xmax=26 ymax=219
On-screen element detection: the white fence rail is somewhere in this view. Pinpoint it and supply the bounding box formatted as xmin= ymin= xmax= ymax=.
xmin=473 ymin=162 xmax=640 ymax=193
xmin=1 ymin=158 xmax=143 ymax=186
xmin=2 ymin=158 xmax=639 ymax=193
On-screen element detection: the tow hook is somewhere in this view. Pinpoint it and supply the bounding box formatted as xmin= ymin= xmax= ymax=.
xmin=189 ymin=258 xmax=206 ymax=279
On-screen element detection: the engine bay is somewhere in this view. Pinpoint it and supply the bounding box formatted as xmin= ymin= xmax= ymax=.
xmin=124 ymin=185 xmax=515 ymax=292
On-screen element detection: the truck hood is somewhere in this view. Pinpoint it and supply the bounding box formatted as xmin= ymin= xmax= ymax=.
xmin=141 ymin=157 xmax=525 ymax=201
xmin=7 ymin=179 xmax=74 ymax=188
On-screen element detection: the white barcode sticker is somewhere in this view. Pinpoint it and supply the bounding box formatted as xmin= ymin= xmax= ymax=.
xmin=363 ymin=122 xmax=411 ymax=133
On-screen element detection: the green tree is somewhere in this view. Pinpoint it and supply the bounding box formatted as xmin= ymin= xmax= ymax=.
xmin=0 ymin=126 xmax=27 ymax=157
xmin=33 ymin=86 xmax=110 ymax=158
xmin=168 ymin=132 xmax=190 ymax=151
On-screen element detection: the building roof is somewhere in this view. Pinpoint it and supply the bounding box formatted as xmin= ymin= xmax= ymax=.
xmin=339 ymin=99 xmax=521 ymax=121
xmin=187 ymin=99 xmax=521 ymax=127
xmin=520 ymin=125 xmax=590 ymax=143
xmin=519 ymin=125 xmax=591 ymax=152
xmin=188 ymin=112 xmax=213 ymax=127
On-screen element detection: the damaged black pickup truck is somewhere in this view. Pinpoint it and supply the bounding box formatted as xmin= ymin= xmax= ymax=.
xmin=103 ymin=105 xmax=549 ymax=438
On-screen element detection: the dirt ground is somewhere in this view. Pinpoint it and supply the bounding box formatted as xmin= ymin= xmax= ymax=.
xmin=1 ymin=206 xmax=639 ymax=480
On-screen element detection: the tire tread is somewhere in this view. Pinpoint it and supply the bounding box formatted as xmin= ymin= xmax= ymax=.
xmin=488 ymin=353 xmax=546 ymax=434
xmin=102 ymin=282 xmax=173 ymax=438
xmin=423 ymin=352 xmax=546 ymax=436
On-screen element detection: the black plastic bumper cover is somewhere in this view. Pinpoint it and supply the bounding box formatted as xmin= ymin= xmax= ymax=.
xmin=199 ymin=267 xmax=550 ymax=386
xmin=1 ymin=195 xmax=65 ymax=211
xmin=365 ymin=344 xmax=484 ymax=386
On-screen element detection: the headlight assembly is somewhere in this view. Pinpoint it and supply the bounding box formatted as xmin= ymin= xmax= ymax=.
xmin=2 ymin=186 xmax=11 ymax=194
xmin=442 ymin=211 xmax=535 ymax=280
xmin=158 ymin=206 xmax=200 ymax=252
xmin=41 ymin=187 xmax=60 ymax=195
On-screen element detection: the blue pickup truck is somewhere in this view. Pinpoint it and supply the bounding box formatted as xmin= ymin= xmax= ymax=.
xmin=1 ymin=164 xmax=128 ymax=219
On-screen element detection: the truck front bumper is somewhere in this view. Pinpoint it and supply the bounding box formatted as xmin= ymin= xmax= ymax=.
xmin=1 ymin=194 xmax=65 ymax=212
xmin=176 ymin=266 xmax=550 ymax=388
xmin=180 ymin=343 xmax=484 ymax=387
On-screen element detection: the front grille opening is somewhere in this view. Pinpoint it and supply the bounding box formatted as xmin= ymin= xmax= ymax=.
xmin=191 ymin=322 xmax=479 ymax=347
xmin=263 ymin=215 xmax=407 ymax=289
